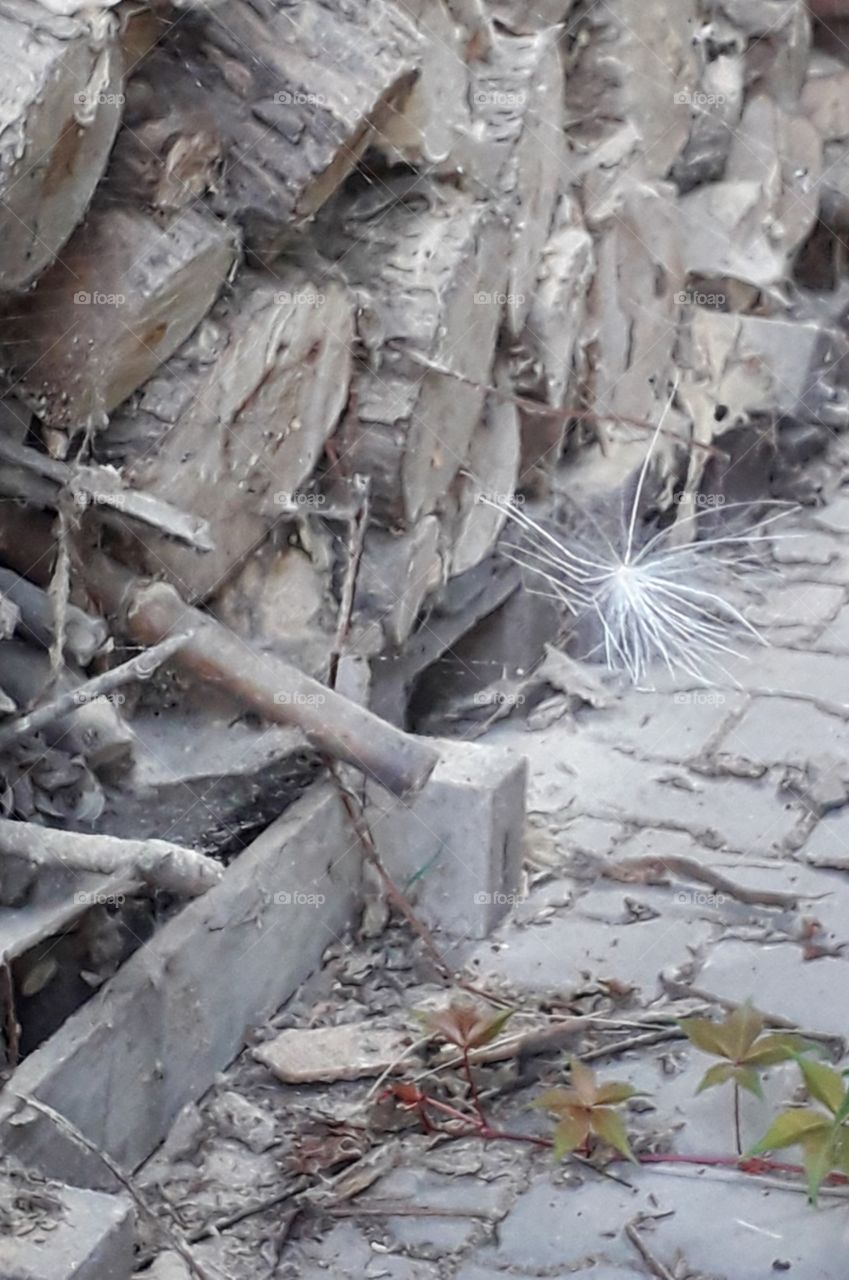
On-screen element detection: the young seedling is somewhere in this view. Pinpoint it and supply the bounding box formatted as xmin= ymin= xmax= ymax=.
xmin=680 ymin=1003 xmax=801 ymax=1153
xmin=533 ymin=1057 xmax=642 ymax=1162
xmin=750 ymin=1057 xmax=849 ymax=1204
xmin=421 ymin=1000 xmax=513 ymax=1125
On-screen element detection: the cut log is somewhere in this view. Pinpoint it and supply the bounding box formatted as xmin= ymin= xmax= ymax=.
xmin=159 ymin=0 xmax=420 ymax=252
xmin=325 ymin=178 xmax=508 ymax=526
xmin=385 ymin=22 xmax=565 ymax=337
xmin=354 ymin=518 xmax=443 ymax=648
xmin=99 ymin=270 xmax=354 ymax=600
xmin=0 ymin=1 xmax=124 ymax=292
xmin=0 ymin=204 xmax=238 ymax=436
xmin=0 ymin=640 xmax=134 ymax=773
xmin=106 ymin=46 xmax=223 ymax=213
xmin=210 ymin=543 xmax=337 ymax=674
xmin=0 ymin=567 xmax=107 ymax=666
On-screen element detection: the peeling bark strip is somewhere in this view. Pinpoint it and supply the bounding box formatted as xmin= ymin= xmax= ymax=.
xmin=0 ymin=1 xmax=123 ymax=292
xmin=100 ymin=271 xmax=354 ymax=601
xmin=161 ymin=0 xmax=420 ymax=252
xmin=328 ymin=179 xmax=508 ymax=526
xmin=0 ymin=204 xmax=238 ymax=436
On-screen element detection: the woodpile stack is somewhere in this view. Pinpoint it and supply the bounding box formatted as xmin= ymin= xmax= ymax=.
xmin=0 ymin=0 xmax=847 ymax=869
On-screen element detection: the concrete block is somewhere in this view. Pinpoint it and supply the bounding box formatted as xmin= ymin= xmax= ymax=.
xmin=0 ymin=1163 xmax=133 ymax=1280
xmin=0 ymin=783 xmax=362 ymax=1186
xmin=368 ymin=739 xmax=528 ymax=938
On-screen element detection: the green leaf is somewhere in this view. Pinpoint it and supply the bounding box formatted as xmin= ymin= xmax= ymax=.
xmin=750 ymin=1108 xmax=831 ymax=1154
xmin=801 ymin=1132 xmax=836 ymax=1206
xmin=797 ymin=1057 xmax=847 ymax=1115
xmin=733 ymin=1065 xmax=764 ymax=1100
xmin=552 ymin=1113 xmax=589 ymax=1160
xmin=696 ymin=1062 xmax=738 ymax=1094
xmin=743 ymin=1034 xmax=801 ymax=1068
xmin=590 ymin=1107 xmax=636 ymax=1163
xmin=679 ymin=1016 xmax=730 ymax=1058
xmin=595 ymin=1082 xmax=640 ymax=1105
xmin=568 ymin=1058 xmax=598 ymax=1107
xmin=532 ymin=1088 xmax=573 ymax=1114
xmin=723 ymin=1003 xmax=765 ymax=1061
xmin=472 ymin=1007 xmax=514 ymax=1047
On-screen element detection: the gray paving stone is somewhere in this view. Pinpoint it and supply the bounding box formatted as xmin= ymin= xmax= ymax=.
xmin=813 ymin=602 xmax=849 ymax=651
xmin=718 ymin=696 xmax=849 ymax=765
xmin=699 ymin=938 xmax=849 ymax=1035
xmin=367 ymin=1166 xmax=514 ymax=1257
xmin=0 ymin=1169 xmax=133 ymax=1280
xmin=745 ymin=581 xmax=845 ymax=629
xmin=573 ymin=689 xmax=745 ymax=760
xmin=487 ymin=724 xmax=800 ymax=855
xmin=469 ymin=911 xmax=713 ymax=999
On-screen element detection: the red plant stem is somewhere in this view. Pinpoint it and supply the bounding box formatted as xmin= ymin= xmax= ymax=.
xmin=461 ymin=1047 xmax=488 ymax=1127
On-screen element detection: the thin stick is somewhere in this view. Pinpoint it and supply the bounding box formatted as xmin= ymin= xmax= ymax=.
xmin=625 ymin=1219 xmax=676 ymax=1280
xmin=0 ymin=961 xmax=19 ymax=1070
xmin=328 ymin=476 xmax=370 ymax=690
xmin=0 ymin=631 xmax=192 ymax=752
xmin=13 ymin=1095 xmax=224 ymax=1280
xmin=734 ymin=1083 xmax=742 ymax=1156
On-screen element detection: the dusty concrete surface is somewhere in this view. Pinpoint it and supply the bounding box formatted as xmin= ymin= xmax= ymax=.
xmin=133 ymin=453 xmax=849 ymax=1280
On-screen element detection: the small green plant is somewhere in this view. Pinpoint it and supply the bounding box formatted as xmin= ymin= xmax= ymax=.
xmin=421 ymin=1000 xmax=513 ymax=1123
xmin=680 ymin=1002 xmax=801 ymax=1152
xmin=750 ymin=1057 xmax=849 ymax=1203
xmin=533 ymin=1058 xmax=642 ymax=1162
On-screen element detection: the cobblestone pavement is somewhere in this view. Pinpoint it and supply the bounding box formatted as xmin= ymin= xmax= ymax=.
xmin=139 ymin=489 xmax=849 ymax=1280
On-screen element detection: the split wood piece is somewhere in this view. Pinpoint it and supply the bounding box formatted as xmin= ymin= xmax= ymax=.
xmin=0 ymin=632 xmax=190 ymax=754
xmin=327 ymin=179 xmax=508 ymax=525
xmin=511 ymin=194 xmax=594 ymax=489
xmin=0 ymin=567 xmax=107 ymax=667
xmin=570 ymin=0 xmax=699 ymax=184
xmin=0 ymin=1 xmax=124 ymax=292
xmin=210 ymin=545 xmax=337 ymax=677
xmin=0 ymin=640 xmax=134 ymax=773
xmin=0 ymin=436 xmax=213 ymax=552
xmin=75 ymin=552 xmax=439 ymax=798
xmin=162 ymin=0 xmax=420 ymax=253
xmin=0 ymin=819 xmax=221 ymax=899
xmin=585 ymin=177 xmax=687 ymax=441
xmin=453 ymin=24 xmax=566 ymax=337
xmin=0 ymin=204 xmax=238 ymax=436
xmin=106 ymin=45 xmax=223 ymax=214
xmin=99 ymin=270 xmax=354 ymax=600
xmin=0 ymin=593 xmax=19 ymax=641
xmin=354 ymin=519 xmax=442 ymax=649
xmin=446 ymin=365 xmax=521 ymax=577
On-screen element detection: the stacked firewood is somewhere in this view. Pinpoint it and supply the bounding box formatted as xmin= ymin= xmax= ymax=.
xmin=0 ymin=0 xmax=845 ymax=845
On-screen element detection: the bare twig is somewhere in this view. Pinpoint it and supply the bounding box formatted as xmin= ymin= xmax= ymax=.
xmin=0 ymin=566 xmax=107 ymax=666
xmin=12 ymin=1095 xmax=224 ymax=1280
xmin=328 ymin=475 xmax=370 ymax=690
xmin=607 ymin=855 xmax=811 ymax=909
xmin=0 ymin=632 xmax=191 ymax=752
xmin=625 ymin=1218 xmax=677 ymax=1280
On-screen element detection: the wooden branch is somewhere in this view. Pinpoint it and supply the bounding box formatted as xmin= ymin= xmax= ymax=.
xmin=0 ymin=2 xmax=124 ymax=291
xmin=327 ymin=178 xmax=507 ymax=525
xmin=0 ymin=203 xmax=238 ymax=436
xmin=0 ymin=437 xmax=213 ymax=551
xmin=0 ymin=632 xmax=191 ymax=754
xmin=99 ymin=269 xmax=353 ymax=599
xmin=0 ymin=819 xmax=221 ymax=898
xmin=0 ymin=567 xmax=107 ymax=666
xmin=65 ymin=547 xmax=440 ymax=798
